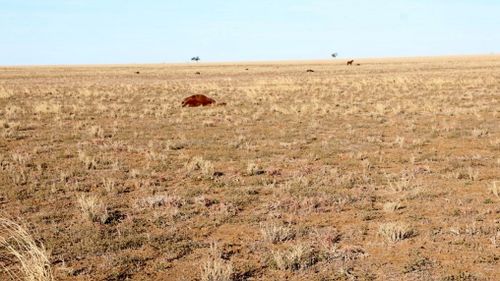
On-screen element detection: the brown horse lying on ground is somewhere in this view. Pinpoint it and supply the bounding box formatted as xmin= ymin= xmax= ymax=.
xmin=182 ymin=94 xmax=226 ymax=107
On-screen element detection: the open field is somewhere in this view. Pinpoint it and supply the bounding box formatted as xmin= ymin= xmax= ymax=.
xmin=0 ymin=56 xmax=499 ymax=280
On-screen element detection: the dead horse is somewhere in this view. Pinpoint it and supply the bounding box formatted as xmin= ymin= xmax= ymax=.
xmin=181 ymin=94 xmax=217 ymax=107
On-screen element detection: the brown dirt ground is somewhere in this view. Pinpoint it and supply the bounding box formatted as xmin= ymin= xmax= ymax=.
xmin=0 ymin=56 xmax=499 ymax=280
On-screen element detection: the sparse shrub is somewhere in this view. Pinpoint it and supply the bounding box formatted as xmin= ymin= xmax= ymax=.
xmin=102 ymin=178 xmax=115 ymax=194
xmin=489 ymin=138 xmax=500 ymax=149
xmin=194 ymin=196 xmax=218 ymax=207
xmin=165 ymin=139 xmax=186 ymax=150
xmin=403 ymin=257 xmax=433 ymax=274
xmin=489 ymin=181 xmax=499 ymax=198
xmin=33 ymin=101 xmax=61 ymax=114
xmin=186 ymin=157 xmax=215 ymax=179
xmin=10 ymin=152 xmax=31 ymax=166
xmin=0 ymin=86 xmax=14 ymax=99
xmin=379 ymin=222 xmax=415 ymax=242
xmin=483 ymin=198 xmax=493 ymax=204
xmin=136 ymin=195 xmax=184 ymax=209
xmin=471 ymin=128 xmax=488 ymax=138
xmin=246 ymin=162 xmax=264 ymax=176
xmin=89 ymin=125 xmax=105 ymax=138
xmin=393 ymin=136 xmax=405 ymax=148
xmin=78 ymin=150 xmax=97 ymax=170
xmin=200 ymin=243 xmax=233 ymax=281
xmin=466 ymin=167 xmax=479 ymax=181
xmin=229 ymin=135 xmax=247 ymax=149
xmin=10 ymin=169 xmax=28 ymax=186
xmin=77 ymin=195 xmax=108 ymax=223
xmin=383 ymin=201 xmax=403 ymax=212
xmin=385 ymin=172 xmax=415 ymax=192
xmin=260 ymin=223 xmax=295 ymax=244
xmin=201 ymin=258 xmax=233 ymax=281
xmin=441 ymin=271 xmax=480 ymax=281
xmin=271 ymin=243 xmax=319 ymax=271
xmin=128 ymin=169 xmax=142 ymax=179
xmin=334 ymin=246 xmax=368 ymax=261
xmin=313 ymin=227 xmax=341 ymax=254
xmin=5 ymin=105 xmax=25 ymax=120
xmin=201 ymin=161 xmax=215 ymax=179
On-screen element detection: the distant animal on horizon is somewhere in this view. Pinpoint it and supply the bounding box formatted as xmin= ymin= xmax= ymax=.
xmin=306 ymin=69 xmax=315 ymax=73
xmin=182 ymin=94 xmax=225 ymax=107
xmin=135 ymin=71 xmax=140 ymax=74
xmin=195 ymin=71 xmax=201 ymax=75
xmin=356 ymin=63 xmax=361 ymax=66
xmin=347 ymin=60 xmax=354 ymax=65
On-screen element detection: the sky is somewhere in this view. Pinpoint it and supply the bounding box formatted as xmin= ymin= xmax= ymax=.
xmin=0 ymin=0 xmax=499 ymax=65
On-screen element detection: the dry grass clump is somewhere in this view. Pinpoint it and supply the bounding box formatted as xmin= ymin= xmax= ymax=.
xmin=186 ymin=156 xmax=215 ymax=178
xmin=260 ymin=222 xmax=295 ymax=244
xmin=0 ymin=217 xmax=53 ymax=281
xmin=379 ymin=222 xmax=415 ymax=242
xmin=32 ymin=102 xmax=61 ymax=115
xmin=489 ymin=181 xmax=499 ymax=198
xmin=88 ymin=125 xmax=105 ymax=138
xmin=76 ymin=195 xmax=108 ymax=223
xmin=442 ymin=271 xmax=481 ymax=281
xmin=385 ymin=172 xmax=416 ymax=192
xmin=101 ymin=178 xmax=116 ymax=194
xmin=471 ymin=128 xmax=488 ymax=138
xmin=0 ymin=86 xmax=14 ymax=99
xmin=200 ymin=243 xmax=233 ymax=281
xmin=383 ymin=201 xmax=403 ymax=212
xmin=136 ymin=195 xmax=184 ymax=209
xmin=246 ymin=162 xmax=264 ymax=176
xmin=271 ymin=243 xmax=319 ymax=271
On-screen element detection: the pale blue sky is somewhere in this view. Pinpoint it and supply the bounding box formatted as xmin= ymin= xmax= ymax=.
xmin=1 ymin=0 xmax=499 ymax=65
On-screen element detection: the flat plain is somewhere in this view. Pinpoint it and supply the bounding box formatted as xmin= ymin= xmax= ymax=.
xmin=0 ymin=56 xmax=499 ymax=280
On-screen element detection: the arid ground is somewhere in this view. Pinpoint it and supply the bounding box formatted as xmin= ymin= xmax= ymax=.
xmin=0 ymin=56 xmax=499 ymax=280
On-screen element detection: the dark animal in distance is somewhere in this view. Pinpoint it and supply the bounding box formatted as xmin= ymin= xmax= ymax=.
xmin=135 ymin=71 xmax=140 ymax=74
xmin=182 ymin=94 xmax=216 ymax=107
xmin=356 ymin=63 xmax=361 ymax=66
xmin=195 ymin=72 xmax=201 ymax=75
xmin=347 ymin=60 xmax=354 ymax=66
xmin=306 ymin=69 xmax=315 ymax=73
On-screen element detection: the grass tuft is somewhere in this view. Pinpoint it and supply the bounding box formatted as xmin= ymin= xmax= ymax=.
xmin=0 ymin=217 xmax=53 ymax=281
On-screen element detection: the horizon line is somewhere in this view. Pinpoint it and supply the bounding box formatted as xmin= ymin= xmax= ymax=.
xmin=1 ymin=53 xmax=498 ymax=68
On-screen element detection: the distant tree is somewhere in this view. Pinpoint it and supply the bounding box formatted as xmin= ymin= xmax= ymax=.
xmin=191 ymin=56 xmax=200 ymax=62
xmin=331 ymin=53 xmax=338 ymax=58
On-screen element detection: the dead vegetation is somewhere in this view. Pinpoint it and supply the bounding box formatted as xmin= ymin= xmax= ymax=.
xmin=0 ymin=217 xmax=53 ymax=281
xmin=0 ymin=56 xmax=499 ymax=280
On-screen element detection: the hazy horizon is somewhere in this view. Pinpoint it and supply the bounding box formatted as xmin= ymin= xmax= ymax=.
xmin=1 ymin=0 xmax=499 ymax=66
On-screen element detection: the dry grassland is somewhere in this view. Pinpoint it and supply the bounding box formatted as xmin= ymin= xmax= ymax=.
xmin=0 ymin=56 xmax=499 ymax=280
